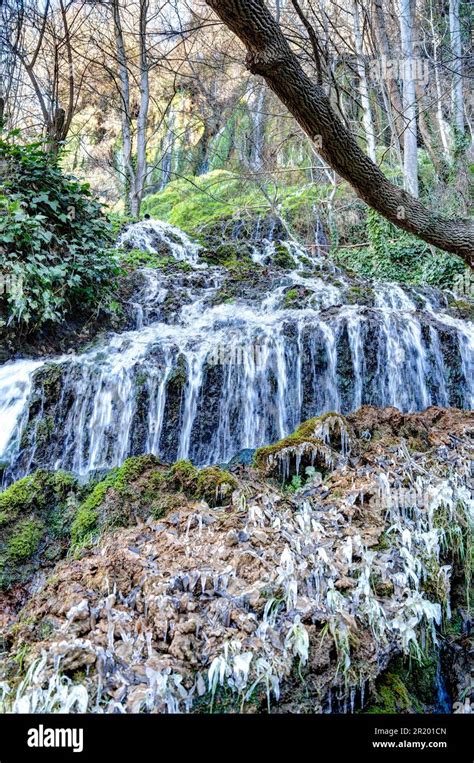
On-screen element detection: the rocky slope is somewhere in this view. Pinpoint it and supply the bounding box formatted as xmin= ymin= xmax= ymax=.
xmin=0 ymin=406 xmax=471 ymax=714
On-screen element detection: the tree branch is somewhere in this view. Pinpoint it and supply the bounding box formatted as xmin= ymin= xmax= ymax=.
xmin=205 ymin=0 xmax=473 ymax=264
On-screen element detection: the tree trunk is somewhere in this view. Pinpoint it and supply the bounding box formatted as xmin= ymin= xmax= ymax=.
xmin=430 ymin=0 xmax=450 ymax=158
xmin=112 ymin=0 xmax=135 ymax=216
xmin=130 ymin=0 xmax=150 ymax=217
xmin=399 ymin=0 xmax=419 ymax=197
xmin=205 ymin=0 xmax=473 ymax=264
xmin=372 ymin=0 xmax=405 ymax=149
xmin=353 ymin=0 xmax=376 ymax=162
xmin=449 ymin=0 xmax=464 ymax=135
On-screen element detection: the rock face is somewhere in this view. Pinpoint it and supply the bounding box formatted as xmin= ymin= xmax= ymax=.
xmin=0 ymin=407 xmax=471 ymax=715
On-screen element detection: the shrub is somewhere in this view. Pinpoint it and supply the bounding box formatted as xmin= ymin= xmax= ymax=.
xmin=334 ymin=210 xmax=465 ymax=288
xmin=0 ymin=131 xmax=118 ymax=328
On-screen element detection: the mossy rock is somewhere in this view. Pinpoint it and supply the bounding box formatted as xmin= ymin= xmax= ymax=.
xmin=254 ymin=432 xmax=334 ymax=482
xmin=152 ymin=461 xmax=238 ymax=507
xmin=272 ymin=244 xmax=295 ymax=270
xmin=150 ymin=492 xmax=185 ymax=520
xmin=164 ymin=460 xmax=199 ymax=494
xmin=195 ymin=466 xmax=238 ymax=507
xmin=0 ymin=470 xmax=79 ymax=589
xmin=119 ymin=247 xmax=192 ymax=272
xmin=364 ymin=656 xmax=440 ymax=714
xmin=7 ymin=518 xmax=44 ymax=561
xmin=0 ymin=470 xmax=76 ymax=527
xmin=70 ymin=454 xmax=161 ymax=547
xmin=201 ymin=242 xmax=253 ymax=267
xmin=284 ymin=288 xmax=299 ymax=308
xmin=346 ymin=285 xmax=375 ymax=306
xmin=365 ymin=671 xmax=420 ymax=714
xmin=254 ymin=413 xmax=350 ymax=480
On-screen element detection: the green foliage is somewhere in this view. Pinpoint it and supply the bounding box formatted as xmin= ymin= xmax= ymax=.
xmin=334 ymin=210 xmax=465 ymax=288
xmin=141 ymin=170 xmax=324 ymax=237
xmin=286 ymin=475 xmax=302 ymax=493
xmin=0 ymin=132 xmax=118 ymax=328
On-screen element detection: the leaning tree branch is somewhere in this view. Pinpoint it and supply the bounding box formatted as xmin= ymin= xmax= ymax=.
xmin=205 ymin=0 xmax=473 ymax=264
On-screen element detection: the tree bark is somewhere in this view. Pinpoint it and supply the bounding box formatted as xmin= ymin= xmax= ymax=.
xmin=353 ymin=0 xmax=376 ymax=163
xmin=399 ymin=0 xmax=419 ymax=197
xmin=429 ymin=0 xmax=450 ymax=158
xmin=130 ymin=0 xmax=150 ymax=216
xmin=449 ymin=0 xmax=464 ymax=135
xmin=372 ymin=0 xmax=404 ymax=149
xmin=205 ymin=0 xmax=473 ymax=264
xmin=112 ymin=0 xmax=135 ymax=215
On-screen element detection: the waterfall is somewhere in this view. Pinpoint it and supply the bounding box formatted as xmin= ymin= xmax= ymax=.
xmin=117 ymin=218 xmax=201 ymax=263
xmin=0 ymin=360 xmax=43 ymax=466
xmin=0 ymin=219 xmax=472 ymax=483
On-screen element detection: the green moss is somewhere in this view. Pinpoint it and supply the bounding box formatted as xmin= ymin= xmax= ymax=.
xmin=52 ymin=470 xmax=77 ymax=497
xmin=195 ymin=467 xmax=238 ymax=507
xmin=119 ymin=247 xmax=191 ymax=272
xmin=0 ymin=471 xmax=53 ymax=525
xmin=365 ymin=656 xmax=440 ymax=714
xmin=0 ymin=470 xmax=79 ymax=589
xmin=374 ymin=531 xmax=391 ymax=551
xmin=273 ymin=244 xmax=296 ymax=270
xmin=113 ymin=455 xmax=160 ymax=493
xmin=284 ymin=288 xmax=299 ymax=308
xmin=201 ymin=242 xmax=253 ymax=267
xmin=365 ymin=672 xmax=416 ymax=714
xmin=140 ymin=169 xmax=328 ymax=241
xmin=346 ymin=285 xmax=374 ymax=306
xmin=70 ymin=455 xmax=160 ymax=546
xmin=7 ymin=519 xmax=43 ymax=561
xmin=35 ymin=416 xmax=55 ymax=445
xmin=165 ymin=460 xmax=199 ymax=493
xmin=70 ymin=483 xmax=107 ymax=547
xmin=40 ymin=364 xmax=64 ymax=392
xmin=254 ymin=413 xmax=346 ymax=480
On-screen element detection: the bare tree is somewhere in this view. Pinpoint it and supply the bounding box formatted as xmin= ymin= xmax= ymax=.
xmin=399 ymin=0 xmax=419 ymax=197
xmin=352 ymin=0 xmax=376 ymax=162
xmin=2 ymin=0 xmax=82 ymax=153
xmin=449 ymin=0 xmax=464 ymax=136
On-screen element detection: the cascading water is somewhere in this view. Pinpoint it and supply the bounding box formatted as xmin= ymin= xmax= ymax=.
xmin=0 ymin=218 xmax=472 ymax=483
xmin=0 ymin=360 xmax=43 ymax=466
